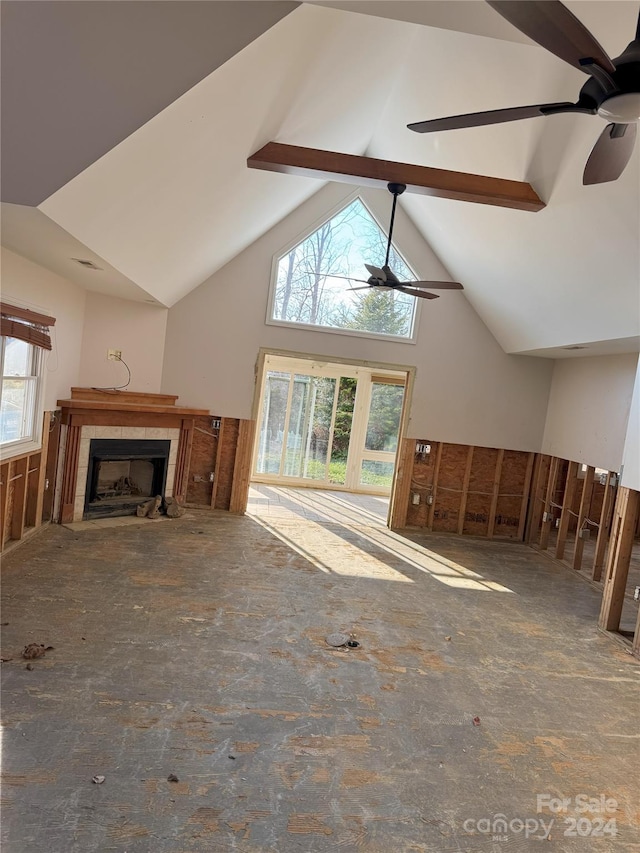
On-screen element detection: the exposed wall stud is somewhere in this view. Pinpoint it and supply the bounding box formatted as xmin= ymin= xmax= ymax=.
xmin=211 ymin=418 xmax=241 ymax=510
xmin=592 ymin=471 xmax=616 ymax=581
xmin=525 ymin=454 xmax=550 ymax=544
xmin=539 ymin=457 xmax=560 ymax=550
xmin=174 ymin=418 xmax=194 ymax=503
xmin=0 ymin=461 xmax=10 ymax=549
xmin=457 ymin=446 xmax=475 ymax=535
xmin=211 ymin=420 xmax=226 ymax=509
xmin=573 ymin=465 xmax=595 ymax=571
xmin=24 ymin=455 xmax=41 ymax=528
xmin=426 ymin=442 xmax=443 ymax=531
xmin=598 ymin=487 xmax=640 ymax=632
xmin=33 ymin=412 xmax=52 ymax=528
xmin=229 ymin=420 xmax=256 ymax=514
xmin=517 ymin=452 xmax=536 ymax=541
xmin=390 ymin=437 xmax=415 ymax=529
xmin=10 ymin=457 xmax=29 ymax=541
xmin=487 ymin=448 xmax=504 ymax=539
xmin=555 ymin=460 xmax=579 ymax=561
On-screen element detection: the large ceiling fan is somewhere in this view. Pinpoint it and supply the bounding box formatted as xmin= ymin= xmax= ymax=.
xmin=408 ymin=0 xmax=640 ymax=185
xmin=338 ymin=182 xmax=464 ymax=300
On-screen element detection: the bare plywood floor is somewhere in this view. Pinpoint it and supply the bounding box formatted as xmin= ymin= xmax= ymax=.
xmin=1 ymin=487 xmax=639 ymax=851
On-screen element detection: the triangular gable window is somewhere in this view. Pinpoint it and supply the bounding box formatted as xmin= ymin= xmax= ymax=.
xmin=269 ymin=197 xmax=417 ymax=340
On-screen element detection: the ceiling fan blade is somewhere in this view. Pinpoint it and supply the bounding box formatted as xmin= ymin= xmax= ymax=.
xmin=347 ymin=286 xmax=371 ymax=292
xmin=583 ymin=122 xmax=637 ymax=185
xmin=408 ymin=102 xmax=592 ymax=134
xmin=405 ymin=281 xmax=464 ymax=290
xmin=486 ymin=1 xmax=615 ymax=74
xmin=397 ymin=286 xmax=440 ymax=300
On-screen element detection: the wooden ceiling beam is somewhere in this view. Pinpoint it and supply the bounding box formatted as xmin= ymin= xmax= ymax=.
xmin=247 ymin=142 xmax=545 ymax=212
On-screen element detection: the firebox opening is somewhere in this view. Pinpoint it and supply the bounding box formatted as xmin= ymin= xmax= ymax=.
xmin=94 ymin=459 xmax=155 ymax=502
xmin=85 ymin=439 xmax=171 ymax=519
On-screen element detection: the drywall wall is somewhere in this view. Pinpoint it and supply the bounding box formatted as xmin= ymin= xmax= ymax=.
xmin=621 ymin=355 xmax=640 ymax=492
xmin=541 ymin=353 xmax=637 ymax=471
xmin=1 ymin=247 xmax=86 ymax=409
xmin=78 ymin=292 xmax=168 ymax=393
xmin=162 ymin=182 xmax=553 ymax=451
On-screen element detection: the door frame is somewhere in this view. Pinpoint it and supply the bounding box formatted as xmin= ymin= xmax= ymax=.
xmin=250 ymin=348 xmax=416 ymax=525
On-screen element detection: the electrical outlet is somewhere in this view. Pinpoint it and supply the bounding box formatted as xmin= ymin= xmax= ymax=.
xmin=107 ymin=349 xmax=122 ymax=361
xmin=426 ymin=495 xmax=434 ymax=505
xmin=412 ymin=493 xmax=420 ymax=505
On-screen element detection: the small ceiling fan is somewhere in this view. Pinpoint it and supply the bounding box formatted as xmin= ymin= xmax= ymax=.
xmin=340 ymin=182 xmax=464 ymax=300
xmin=408 ymin=0 xmax=640 ymax=185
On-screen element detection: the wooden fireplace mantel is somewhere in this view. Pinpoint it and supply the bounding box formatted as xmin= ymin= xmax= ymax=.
xmin=58 ymin=387 xmax=209 ymax=420
xmin=56 ymin=388 xmax=210 ymax=522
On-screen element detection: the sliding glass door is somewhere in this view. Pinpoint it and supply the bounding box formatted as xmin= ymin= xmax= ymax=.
xmin=255 ymin=372 xmax=339 ymax=482
xmin=253 ymin=356 xmax=405 ymax=494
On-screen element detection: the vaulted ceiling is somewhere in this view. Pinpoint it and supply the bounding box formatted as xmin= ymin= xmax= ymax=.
xmin=1 ymin=0 xmax=638 ymax=358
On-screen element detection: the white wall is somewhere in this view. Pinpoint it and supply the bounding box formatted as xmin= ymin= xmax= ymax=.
xmin=78 ymin=292 xmax=168 ymax=393
xmin=621 ymin=355 xmax=640 ymax=491
xmin=162 ymin=182 xmax=554 ymax=451
xmin=1 ymin=247 xmax=86 ymax=409
xmin=541 ymin=353 xmax=637 ymax=472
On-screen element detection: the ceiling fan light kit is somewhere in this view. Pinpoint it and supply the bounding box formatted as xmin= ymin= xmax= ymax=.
xmin=598 ymin=91 xmax=640 ymax=122
xmin=407 ymin=0 xmax=640 ymax=186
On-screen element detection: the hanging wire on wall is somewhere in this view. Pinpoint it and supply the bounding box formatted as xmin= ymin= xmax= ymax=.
xmin=91 ymin=354 xmax=132 ymax=392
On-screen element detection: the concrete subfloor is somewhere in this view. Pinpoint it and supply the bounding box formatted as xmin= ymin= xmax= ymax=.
xmin=1 ymin=485 xmax=639 ymax=852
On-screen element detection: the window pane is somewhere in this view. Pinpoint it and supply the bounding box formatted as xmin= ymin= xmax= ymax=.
xmin=283 ymin=377 xmax=308 ymax=477
xmin=307 ymin=377 xmax=337 ymax=480
xmin=0 ymin=338 xmax=39 ymax=447
xmin=255 ymin=372 xmax=290 ymax=475
xmin=1 ymin=378 xmax=29 ymax=442
xmin=360 ymin=460 xmax=395 ymax=489
xmin=365 ymin=383 xmax=404 ymax=452
xmin=328 ymin=377 xmax=357 ymax=485
xmin=272 ymin=198 xmax=416 ymax=339
xmin=3 ymin=338 xmax=32 ymax=377
xmin=284 ymin=376 xmax=336 ymax=480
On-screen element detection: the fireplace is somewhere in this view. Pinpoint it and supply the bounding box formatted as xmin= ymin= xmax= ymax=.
xmin=85 ymin=439 xmax=170 ymax=519
xmin=56 ymin=388 xmax=211 ymax=524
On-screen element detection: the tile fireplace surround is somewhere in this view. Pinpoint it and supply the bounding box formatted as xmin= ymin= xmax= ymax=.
xmin=57 ymin=388 xmax=209 ymax=523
